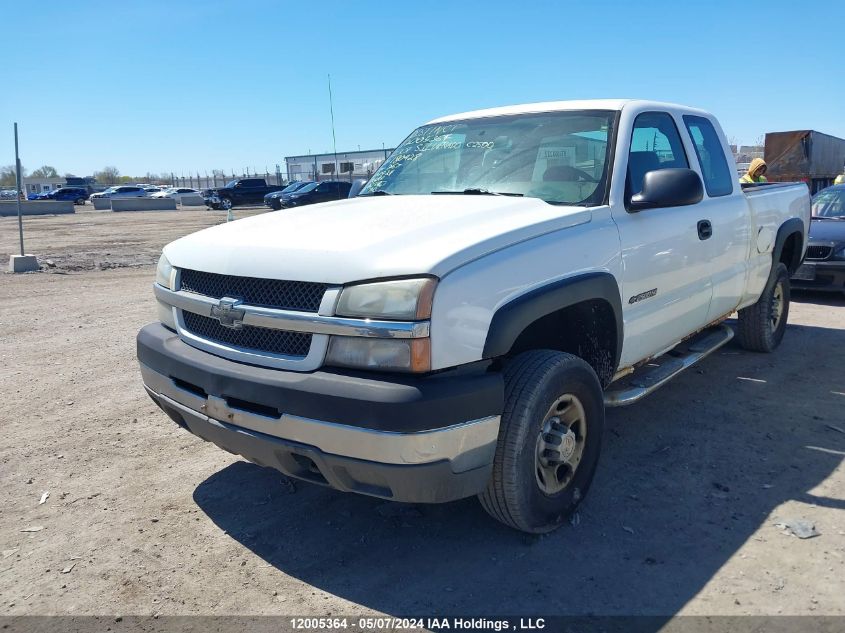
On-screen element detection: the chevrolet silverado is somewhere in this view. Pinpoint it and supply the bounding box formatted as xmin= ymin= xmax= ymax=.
xmin=139 ymin=100 xmax=810 ymax=533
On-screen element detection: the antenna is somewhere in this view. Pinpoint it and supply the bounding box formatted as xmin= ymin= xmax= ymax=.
xmin=328 ymin=74 xmax=338 ymax=179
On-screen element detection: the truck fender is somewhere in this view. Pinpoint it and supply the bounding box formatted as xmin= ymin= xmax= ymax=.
xmin=482 ymin=272 xmax=624 ymax=369
xmin=773 ymin=217 xmax=805 ymax=274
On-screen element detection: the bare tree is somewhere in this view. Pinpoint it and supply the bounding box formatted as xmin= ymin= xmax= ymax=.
xmin=93 ymin=166 xmax=120 ymax=184
xmin=30 ymin=165 xmax=59 ymax=178
xmin=0 ymin=164 xmax=26 ymax=187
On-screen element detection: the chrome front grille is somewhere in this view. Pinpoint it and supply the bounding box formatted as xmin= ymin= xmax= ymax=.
xmin=179 ymin=269 xmax=326 ymax=312
xmin=182 ymin=311 xmax=313 ymax=357
xmin=805 ymin=245 xmax=833 ymax=261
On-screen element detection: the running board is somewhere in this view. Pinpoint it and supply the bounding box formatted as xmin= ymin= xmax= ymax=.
xmin=604 ymin=324 xmax=734 ymax=407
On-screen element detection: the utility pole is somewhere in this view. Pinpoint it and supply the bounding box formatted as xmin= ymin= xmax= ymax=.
xmin=328 ymin=74 xmax=339 ymax=179
xmin=9 ymin=122 xmax=39 ymax=272
xmin=14 ymin=123 xmax=24 ymax=256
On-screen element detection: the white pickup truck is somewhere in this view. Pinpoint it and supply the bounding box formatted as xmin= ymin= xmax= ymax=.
xmin=138 ymin=100 xmax=810 ymax=533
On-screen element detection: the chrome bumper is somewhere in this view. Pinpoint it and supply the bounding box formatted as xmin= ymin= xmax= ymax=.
xmin=140 ymin=362 xmax=499 ymax=473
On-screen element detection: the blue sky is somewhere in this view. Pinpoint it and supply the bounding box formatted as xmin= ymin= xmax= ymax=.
xmin=2 ymin=0 xmax=843 ymax=177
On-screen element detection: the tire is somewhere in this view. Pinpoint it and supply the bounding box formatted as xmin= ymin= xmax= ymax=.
xmin=736 ymin=262 xmax=790 ymax=353
xmin=270 ymin=201 xmax=282 ymax=210
xmin=220 ymin=197 xmax=233 ymax=210
xmin=75 ymin=198 xmax=85 ymax=205
xmin=479 ymin=350 xmax=605 ymax=533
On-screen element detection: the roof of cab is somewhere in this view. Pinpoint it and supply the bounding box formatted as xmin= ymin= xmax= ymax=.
xmin=426 ymin=99 xmax=706 ymax=124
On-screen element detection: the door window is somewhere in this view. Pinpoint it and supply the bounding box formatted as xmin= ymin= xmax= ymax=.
xmin=683 ymin=115 xmax=734 ymax=197
xmin=627 ymin=112 xmax=689 ymax=198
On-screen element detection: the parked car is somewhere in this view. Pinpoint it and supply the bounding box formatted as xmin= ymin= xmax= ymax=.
xmin=264 ymin=181 xmax=314 ymax=210
xmin=144 ymin=186 xmax=165 ymax=194
xmin=0 ymin=189 xmax=19 ymax=200
xmin=35 ymin=187 xmax=90 ymax=204
xmin=151 ymin=187 xmax=202 ymax=203
xmin=204 ymin=178 xmax=286 ymax=210
xmin=791 ymin=184 xmax=845 ymax=294
xmin=277 ymin=180 xmax=352 ymax=209
xmin=90 ymin=185 xmax=147 ymax=199
xmin=140 ymin=99 xmax=810 ymax=533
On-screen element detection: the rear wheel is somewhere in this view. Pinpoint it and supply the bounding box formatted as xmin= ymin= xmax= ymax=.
xmin=737 ymin=263 xmax=790 ymax=352
xmin=479 ymin=350 xmax=604 ymax=533
xmin=75 ymin=198 xmax=85 ymax=205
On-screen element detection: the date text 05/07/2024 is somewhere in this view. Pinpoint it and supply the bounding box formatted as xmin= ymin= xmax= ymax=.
xmin=289 ymin=617 xmax=547 ymax=631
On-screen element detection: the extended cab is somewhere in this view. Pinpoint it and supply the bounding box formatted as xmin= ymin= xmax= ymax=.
xmin=138 ymin=100 xmax=810 ymax=533
xmin=204 ymin=178 xmax=285 ymax=210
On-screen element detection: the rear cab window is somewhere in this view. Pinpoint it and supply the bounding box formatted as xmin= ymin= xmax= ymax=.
xmin=626 ymin=111 xmax=689 ymax=200
xmin=683 ymin=115 xmax=734 ymax=197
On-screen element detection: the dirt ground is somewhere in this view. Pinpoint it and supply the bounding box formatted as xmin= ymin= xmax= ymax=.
xmin=1 ymin=208 xmax=844 ymax=619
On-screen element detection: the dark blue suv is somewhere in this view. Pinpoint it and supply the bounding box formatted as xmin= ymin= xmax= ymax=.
xmin=38 ymin=187 xmax=90 ymax=204
xmin=264 ymin=181 xmax=314 ymax=210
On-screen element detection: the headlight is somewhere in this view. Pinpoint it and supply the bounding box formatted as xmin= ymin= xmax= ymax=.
xmin=336 ymin=278 xmax=436 ymax=320
xmin=326 ymin=337 xmax=430 ymax=373
xmin=155 ymin=253 xmax=174 ymax=290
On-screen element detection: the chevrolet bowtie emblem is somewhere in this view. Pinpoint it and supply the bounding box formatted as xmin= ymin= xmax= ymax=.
xmin=210 ymin=297 xmax=245 ymax=329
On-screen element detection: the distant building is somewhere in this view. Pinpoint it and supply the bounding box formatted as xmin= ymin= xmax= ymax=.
xmin=22 ymin=176 xmax=66 ymax=195
xmin=285 ymin=148 xmax=394 ymax=182
xmin=733 ymin=145 xmax=764 ymax=164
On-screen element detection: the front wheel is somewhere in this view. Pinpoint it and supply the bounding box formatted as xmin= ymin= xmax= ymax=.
xmin=479 ymin=350 xmax=604 ymax=533
xmin=220 ymin=197 xmax=233 ymax=210
xmin=736 ymin=263 xmax=790 ymax=352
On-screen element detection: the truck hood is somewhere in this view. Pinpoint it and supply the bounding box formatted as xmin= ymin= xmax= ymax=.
xmin=164 ymin=195 xmax=592 ymax=283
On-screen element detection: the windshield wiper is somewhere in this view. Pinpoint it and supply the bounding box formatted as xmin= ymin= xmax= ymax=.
xmin=359 ymin=189 xmax=394 ymax=196
xmin=814 ymin=215 xmax=845 ymax=220
xmin=431 ymin=188 xmax=523 ymax=197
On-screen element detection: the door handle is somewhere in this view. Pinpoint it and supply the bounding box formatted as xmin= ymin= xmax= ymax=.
xmin=697 ymin=219 xmax=713 ymax=240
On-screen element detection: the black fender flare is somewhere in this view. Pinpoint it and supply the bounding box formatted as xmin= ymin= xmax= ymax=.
xmin=773 ymin=217 xmax=805 ymax=274
xmin=482 ymin=271 xmax=624 ymax=370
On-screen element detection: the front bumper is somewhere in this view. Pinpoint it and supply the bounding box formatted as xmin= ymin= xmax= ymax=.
xmin=137 ymin=323 xmax=503 ymax=503
xmin=791 ymin=260 xmax=845 ymax=292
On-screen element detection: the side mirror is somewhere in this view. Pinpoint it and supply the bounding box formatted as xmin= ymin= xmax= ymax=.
xmin=629 ymin=168 xmax=704 ymax=212
xmin=348 ymin=178 xmax=368 ymax=198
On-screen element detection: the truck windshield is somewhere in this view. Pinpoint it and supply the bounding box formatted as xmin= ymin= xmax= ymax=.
xmin=360 ymin=110 xmax=615 ymax=205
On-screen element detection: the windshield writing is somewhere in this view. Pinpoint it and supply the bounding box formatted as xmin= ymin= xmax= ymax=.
xmin=361 ymin=111 xmax=615 ymax=205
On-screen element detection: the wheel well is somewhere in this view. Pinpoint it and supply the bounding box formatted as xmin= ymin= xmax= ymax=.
xmin=506 ymin=299 xmax=617 ymax=387
xmin=778 ymin=231 xmax=802 ymax=274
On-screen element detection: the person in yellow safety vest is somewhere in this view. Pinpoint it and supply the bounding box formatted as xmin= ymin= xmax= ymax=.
xmin=740 ymin=158 xmax=768 ymax=184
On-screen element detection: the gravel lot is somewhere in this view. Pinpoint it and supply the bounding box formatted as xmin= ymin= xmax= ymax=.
xmin=1 ymin=208 xmax=844 ymax=618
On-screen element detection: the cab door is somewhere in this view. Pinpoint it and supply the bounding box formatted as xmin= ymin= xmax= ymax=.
xmin=682 ymin=114 xmax=752 ymax=322
xmin=611 ymin=111 xmax=713 ymax=367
